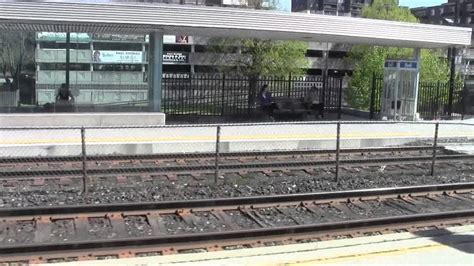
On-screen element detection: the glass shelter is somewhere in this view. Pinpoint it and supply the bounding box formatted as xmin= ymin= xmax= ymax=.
xmin=381 ymin=60 xmax=420 ymax=121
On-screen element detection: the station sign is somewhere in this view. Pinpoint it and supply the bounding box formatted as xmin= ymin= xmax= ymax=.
xmin=384 ymin=61 xmax=398 ymax=68
xmin=399 ymin=61 xmax=418 ymax=70
xmin=384 ymin=60 xmax=418 ymax=70
xmin=163 ymin=52 xmax=188 ymax=64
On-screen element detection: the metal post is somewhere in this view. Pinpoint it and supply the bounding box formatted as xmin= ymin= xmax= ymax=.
xmin=337 ymin=78 xmax=343 ymax=120
xmin=436 ymin=81 xmax=441 ymax=119
xmin=369 ymin=73 xmax=376 ymax=120
xmin=65 ymin=32 xmax=70 ymax=88
xmin=335 ymin=121 xmax=341 ymax=182
xmin=287 ymin=73 xmax=292 ymax=98
xmin=215 ymin=125 xmax=221 ymax=184
xmin=221 ymin=74 xmax=226 ymax=116
xmin=81 ymin=127 xmax=88 ymax=194
xmin=322 ymin=44 xmax=329 ymax=118
xmin=461 ymin=80 xmax=466 ymax=120
xmin=448 ymin=47 xmax=456 ymax=117
xmin=431 ymin=123 xmax=439 ymax=176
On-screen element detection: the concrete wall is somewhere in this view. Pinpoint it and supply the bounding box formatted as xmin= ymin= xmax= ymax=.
xmin=0 ymin=113 xmax=165 ymax=127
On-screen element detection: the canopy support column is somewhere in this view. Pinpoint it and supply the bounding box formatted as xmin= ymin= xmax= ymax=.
xmin=413 ymin=48 xmax=421 ymax=120
xmin=66 ymin=32 xmax=70 ymax=89
xmin=148 ymin=31 xmax=163 ymax=112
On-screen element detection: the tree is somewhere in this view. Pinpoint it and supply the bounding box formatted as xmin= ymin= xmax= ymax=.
xmin=208 ymin=1 xmax=309 ymax=108
xmin=0 ymin=31 xmax=35 ymax=91
xmin=346 ymin=0 xmax=451 ymax=110
xmin=209 ymin=38 xmax=308 ymax=109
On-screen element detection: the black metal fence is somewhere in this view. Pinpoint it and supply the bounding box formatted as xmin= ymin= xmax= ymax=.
xmin=417 ymin=81 xmax=464 ymax=120
xmin=162 ymin=74 xmax=343 ymax=116
xmin=370 ymin=74 xmax=465 ymax=120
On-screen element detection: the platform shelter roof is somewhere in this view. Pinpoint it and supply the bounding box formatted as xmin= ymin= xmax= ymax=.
xmin=0 ymin=1 xmax=471 ymax=48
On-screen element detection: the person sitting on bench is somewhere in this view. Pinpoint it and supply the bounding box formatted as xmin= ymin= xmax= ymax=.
xmin=55 ymin=83 xmax=75 ymax=112
xmin=304 ymin=86 xmax=324 ymax=118
xmin=56 ymin=83 xmax=75 ymax=104
xmin=258 ymin=84 xmax=278 ymax=118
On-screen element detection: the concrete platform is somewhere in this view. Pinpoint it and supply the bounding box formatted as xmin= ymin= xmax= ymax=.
xmin=0 ymin=122 xmax=473 ymax=157
xmin=443 ymin=143 xmax=474 ymax=155
xmin=0 ymin=113 xmax=166 ymax=127
xmin=47 ymin=225 xmax=474 ymax=266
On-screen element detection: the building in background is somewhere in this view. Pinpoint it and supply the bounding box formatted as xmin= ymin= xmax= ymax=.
xmin=411 ymin=0 xmax=474 ymax=83
xmin=33 ymin=0 xmax=373 ymax=106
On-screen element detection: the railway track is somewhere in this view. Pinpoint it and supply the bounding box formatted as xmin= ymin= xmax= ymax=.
xmin=0 ymin=146 xmax=472 ymax=179
xmin=1 ymin=182 xmax=473 ymax=263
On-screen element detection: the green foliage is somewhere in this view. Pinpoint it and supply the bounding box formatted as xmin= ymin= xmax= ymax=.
xmin=209 ymin=38 xmax=308 ymax=78
xmin=209 ymin=37 xmax=308 ymax=108
xmin=347 ymin=0 xmax=451 ymax=110
xmin=208 ymin=0 xmax=308 ymax=78
xmin=361 ymin=0 xmax=417 ymax=23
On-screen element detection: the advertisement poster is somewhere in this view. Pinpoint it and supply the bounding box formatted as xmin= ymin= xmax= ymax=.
xmin=92 ymin=50 xmax=143 ymax=63
xmin=36 ymin=32 xmax=91 ymax=42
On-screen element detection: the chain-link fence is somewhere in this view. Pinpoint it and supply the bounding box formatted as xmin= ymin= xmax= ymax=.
xmin=0 ymin=121 xmax=473 ymax=193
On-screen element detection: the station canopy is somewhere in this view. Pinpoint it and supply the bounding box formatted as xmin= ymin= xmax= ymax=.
xmin=0 ymin=1 xmax=471 ymax=48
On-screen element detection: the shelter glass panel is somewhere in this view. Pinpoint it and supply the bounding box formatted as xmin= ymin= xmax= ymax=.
xmin=0 ymin=30 xmax=151 ymax=113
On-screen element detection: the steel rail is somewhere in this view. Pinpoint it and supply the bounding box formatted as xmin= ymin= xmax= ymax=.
xmin=0 ymin=209 xmax=472 ymax=255
xmin=1 ymin=182 xmax=472 ymax=217
xmin=0 ymin=154 xmax=472 ymax=178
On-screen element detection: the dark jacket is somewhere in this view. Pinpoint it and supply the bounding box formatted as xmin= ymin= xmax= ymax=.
xmin=259 ymin=91 xmax=272 ymax=107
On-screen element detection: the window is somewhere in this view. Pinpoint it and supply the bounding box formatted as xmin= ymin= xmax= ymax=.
xmin=194 ymin=45 xmax=208 ymax=53
xmin=194 ymin=65 xmax=220 ymax=73
xmin=306 ymin=69 xmax=322 ymax=75
xmin=163 ymin=65 xmax=191 ymax=73
xmin=163 ymin=44 xmax=192 ymax=52
xmin=41 ymin=42 xmax=89 ymax=49
xmin=328 ymin=51 xmax=347 ymax=58
xmin=93 ymin=64 xmax=142 ymax=71
xmin=305 ymin=50 xmax=323 ymax=57
xmin=93 ymin=42 xmax=142 ymax=51
xmin=39 ymin=63 xmax=90 ymax=71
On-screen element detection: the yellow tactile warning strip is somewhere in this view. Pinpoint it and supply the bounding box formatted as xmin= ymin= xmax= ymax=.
xmin=0 ymin=132 xmax=473 ymax=145
xmin=287 ymin=243 xmax=446 ymax=265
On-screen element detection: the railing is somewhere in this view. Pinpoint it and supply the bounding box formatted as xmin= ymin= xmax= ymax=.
xmin=0 ymin=121 xmax=472 ymax=193
xmin=162 ymin=74 xmax=343 ymax=116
